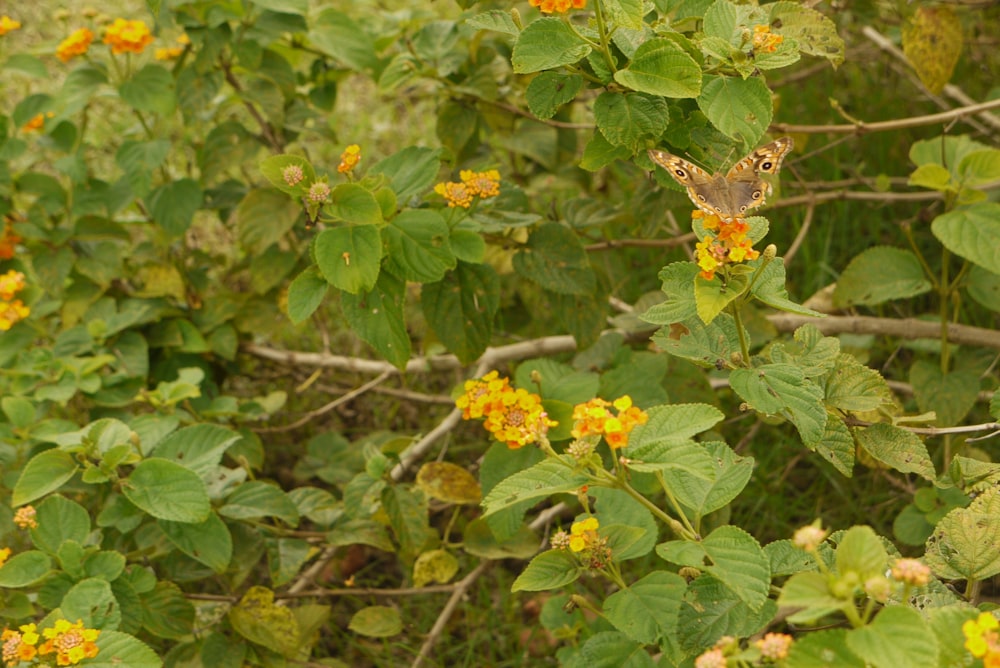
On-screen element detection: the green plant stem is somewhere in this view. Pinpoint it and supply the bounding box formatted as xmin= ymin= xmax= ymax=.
xmin=940 ymin=247 xmax=951 ymax=373
xmin=592 ymin=467 xmax=695 ymax=540
xmin=589 ymin=0 xmax=617 ymax=75
xmin=843 ymin=599 xmax=865 ymax=628
xmin=730 ymin=302 xmax=751 ymax=366
xmin=654 ymin=471 xmax=699 ymax=537
xmin=965 ymin=577 xmax=982 ymax=603
xmin=902 ymin=224 xmax=938 ymax=289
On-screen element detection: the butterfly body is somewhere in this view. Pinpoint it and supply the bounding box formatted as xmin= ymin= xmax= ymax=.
xmin=648 ymin=137 xmax=793 ymax=221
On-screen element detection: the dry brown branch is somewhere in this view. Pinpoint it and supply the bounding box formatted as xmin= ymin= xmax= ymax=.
xmin=770 ymin=98 xmax=1000 ymax=135
xmin=586 ymin=232 xmax=697 ymax=251
xmin=769 ymin=189 xmax=942 ymax=210
xmin=411 ymin=560 xmax=492 ymax=668
xmin=782 ymin=198 xmax=815 ymax=267
xmin=768 ymin=314 xmax=1000 ymax=351
xmin=254 ymin=370 xmax=393 ymax=433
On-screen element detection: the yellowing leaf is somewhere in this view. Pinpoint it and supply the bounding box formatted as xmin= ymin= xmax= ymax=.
xmin=412 ymin=549 xmax=459 ymax=587
xmin=902 ymin=7 xmax=962 ymax=94
xmin=415 ymin=461 xmax=481 ymax=505
xmin=229 ymin=586 xmax=301 ymax=658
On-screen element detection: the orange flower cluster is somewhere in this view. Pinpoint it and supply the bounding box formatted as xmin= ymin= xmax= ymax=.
xmin=570 ymin=395 xmax=648 ymax=449
xmin=103 ymin=18 xmax=154 ymax=55
xmin=456 ymin=371 xmax=557 ymax=449
xmin=529 ymin=0 xmax=586 ymax=14
xmin=0 ymin=15 xmax=21 ymax=36
xmin=0 ymin=547 xmax=9 ymax=568
xmin=0 ymin=270 xmax=30 ymax=331
xmin=22 ymin=114 xmax=45 ymax=133
xmin=2 ymin=619 xmax=100 ymax=666
xmin=338 ymin=144 xmax=361 ymax=174
xmin=693 ymin=212 xmax=760 ymax=281
xmin=56 ymin=27 xmax=94 ymax=62
xmin=964 ymin=612 xmax=1000 ymax=667
xmin=0 ymin=220 xmax=22 ymax=259
xmin=13 ymin=505 xmax=37 ymax=529
xmin=752 ymin=25 xmax=783 ymax=54
xmin=551 ymin=517 xmax=611 ymax=568
xmin=155 ymin=33 xmax=189 ymax=60
xmin=434 ymin=169 xmax=500 ymax=208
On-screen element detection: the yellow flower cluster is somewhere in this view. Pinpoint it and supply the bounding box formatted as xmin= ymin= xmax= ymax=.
xmin=155 ymin=34 xmax=190 ymax=60
xmin=529 ymin=0 xmax=587 ymax=14
xmin=755 ymin=632 xmax=793 ymax=661
xmin=21 ymin=114 xmax=45 ymax=133
xmin=455 ymin=371 xmax=557 ymax=449
xmin=0 ymin=270 xmax=29 ymax=331
xmin=56 ymin=28 xmax=94 ymax=63
xmin=103 ymin=18 xmax=154 ymax=55
xmin=338 ymin=144 xmax=362 ymax=174
xmin=551 ymin=517 xmax=611 ymax=568
xmin=752 ymin=25 xmax=783 ymax=54
xmin=693 ymin=212 xmax=760 ymax=281
xmin=0 ymin=547 xmax=10 ymax=567
xmin=13 ymin=505 xmax=37 ymax=530
xmin=0 ymin=15 xmax=21 ymax=35
xmin=570 ymin=395 xmax=648 ymax=449
xmin=568 ymin=516 xmax=599 ymax=552
xmin=964 ymin=612 xmax=1000 ymax=667
xmin=1 ymin=619 xmax=100 ymax=666
xmin=434 ymin=170 xmax=501 ymax=208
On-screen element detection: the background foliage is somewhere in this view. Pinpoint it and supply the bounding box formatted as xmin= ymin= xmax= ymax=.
xmin=0 ymin=0 xmax=999 ymax=666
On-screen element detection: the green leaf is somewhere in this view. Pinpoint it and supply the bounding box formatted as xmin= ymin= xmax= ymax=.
xmin=383 ymin=209 xmax=455 ymax=282
xmin=697 ymin=75 xmax=771 ymax=144
xmin=769 ymin=325 xmax=839 ymax=378
xmin=562 ymin=632 xmax=656 ymax=668
xmin=2 ymin=396 xmax=34 ymax=428
xmin=786 ymin=628 xmax=865 ymax=667
xmin=416 ymin=461 xmax=481 ymax=505
xmin=641 ymin=262 xmax=699 ymax=324
xmin=235 ymin=189 xmax=301 ymax=255
xmin=910 ymin=360 xmax=979 ymax=427
xmin=932 ymin=202 xmax=1000 ymax=275
xmin=909 ymin=163 xmax=954 ymax=192
xmin=512 ymin=550 xmax=582 ymax=592
xmin=422 ymin=261 xmax=498 ymax=364
xmin=835 ymin=525 xmax=888 ymax=580
xmin=527 ymin=72 xmax=584 ymax=120
xmin=220 ymin=481 xmax=300 ymax=526
xmin=381 ymin=485 xmax=433 ymax=561
xmin=822 ymin=353 xmax=892 ymax=412
xmin=84 ymin=550 xmax=127 ymax=581
xmin=145 ymin=178 xmax=203 ymax=237
xmin=901 ymin=6 xmax=961 ymax=95
xmin=466 ymin=9 xmax=519 ymax=36
xmin=967 ymin=264 xmax=1000 ymax=313
xmin=580 ymin=130 xmax=633 ymax=171
xmin=667 ymin=441 xmax=754 ymax=516
xmin=201 ymin=633 xmax=247 ymax=668
xmin=369 ymin=146 xmax=442 ymax=202
xmin=694 ymin=272 xmax=748 ymax=323
xmin=482 ymin=456 xmax=590 ymax=519
xmin=341 ymin=271 xmax=411 ymax=369
xmin=328 ymin=183 xmax=383 ymax=226
xmin=122 ymin=458 xmax=211 ymax=523
xmin=603 ymin=572 xmax=686 ymax=645
xmin=160 ymin=512 xmax=233 ymax=573
xmin=315 ymin=225 xmax=382 ymax=294
xmin=412 ymin=549 xmax=459 ymax=587
xmin=730 ymin=363 xmax=826 ymax=445
xmin=658 ymin=526 xmax=770 ymax=610
xmin=511 ymin=18 xmax=591 ymax=74
xmin=115 ymin=140 xmax=170 ymax=198
xmin=267 ymin=538 xmax=312 ymax=587
xmin=678 ymin=575 xmax=776 ymax=651
xmin=925 ymin=487 xmax=1000 ymax=580
xmin=229 ymin=586 xmax=301 ymax=657
xmin=259 ymin=154 xmax=316 ymax=196
xmin=309 ymin=10 xmax=377 ymax=71
xmin=854 ymin=423 xmax=935 ymax=480
xmin=119 ymin=64 xmax=176 ymax=114
xmin=751 ymin=259 xmax=827 ymax=316
xmin=89 ymin=631 xmax=162 ymax=668
xmin=348 ymin=605 xmax=402 ymax=637
xmin=287 ymin=267 xmax=328 ymax=324
xmin=31 ymin=495 xmax=91 ymax=555
xmin=959 ymin=148 xmax=1000 ymax=188
xmin=776 ymin=571 xmax=845 ymax=624
xmin=768 ymin=1 xmax=845 ymax=67
xmin=846 ymin=606 xmax=938 ymax=668
xmin=152 ymin=423 xmax=242 ymax=477
xmin=832 ymin=246 xmax=932 ymax=307
xmin=651 ymin=313 xmax=744 ymax=368
xmin=811 ymin=414 xmax=855 ymax=476
xmin=613 ymin=38 xmax=701 ymax=97
xmin=62 ymin=577 xmax=121 ymax=630
xmin=248 ymin=0 xmax=308 ymax=13
xmin=593 ymin=91 xmax=670 ymax=152
xmin=12 ymin=449 xmax=79 ymax=506
xmin=141 ymin=582 xmax=195 ymax=640
xmin=765 ymin=539 xmax=818 ymax=577
xmin=0 ymin=551 xmax=52 ymax=587
xmin=513 ymin=222 xmax=595 ymax=295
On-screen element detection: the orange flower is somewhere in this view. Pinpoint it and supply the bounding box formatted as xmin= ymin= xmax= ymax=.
xmin=0 ymin=300 xmax=30 ymax=331
xmin=1 ymin=623 xmax=40 ymax=664
xmin=752 ymin=25 xmax=783 ymax=54
xmin=56 ymin=27 xmax=94 ymax=62
xmin=0 ymin=547 xmax=10 ymax=567
xmin=434 ymin=181 xmax=475 ymax=208
xmin=13 ymin=506 xmax=37 ymax=530
xmin=460 ymin=169 xmax=500 ymax=199
xmin=38 ymin=619 xmax=100 ymax=666
xmin=456 ymin=371 xmax=557 ymax=449
xmin=692 ymin=213 xmax=760 ymax=281
xmin=0 ymin=222 xmax=21 ymax=260
xmin=0 ymin=15 xmax=22 ymax=35
xmin=103 ymin=18 xmax=154 ymax=55
xmin=22 ymin=113 xmax=45 ymax=133
xmin=529 ymin=0 xmax=586 ymax=13
xmin=337 ymin=144 xmax=361 ymax=174
xmin=571 ymin=395 xmax=648 ymax=449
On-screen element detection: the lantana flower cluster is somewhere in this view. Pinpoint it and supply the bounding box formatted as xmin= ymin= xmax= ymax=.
xmin=0 ymin=220 xmax=21 ymax=260
xmin=338 ymin=145 xmax=362 ymax=174
xmin=964 ymin=612 xmax=1000 ymax=667
xmin=1 ymin=618 xmax=101 ymax=666
xmin=103 ymin=18 xmax=154 ymax=55
xmin=155 ymin=34 xmax=190 ymax=61
xmin=455 ymin=371 xmax=556 ymax=449
xmin=529 ymin=0 xmax=586 ymax=14
xmin=551 ymin=517 xmax=612 ymax=568
xmin=570 ymin=395 xmax=648 ymax=449
xmin=0 ymin=16 xmax=22 ymax=36
xmin=0 ymin=270 xmax=29 ymax=331
xmin=56 ymin=28 xmax=94 ymax=62
xmin=434 ymin=169 xmax=501 ymax=208
xmin=694 ymin=211 xmax=760 ymax=281
xmin=13 ymin=505 xmax=37 ymax=530
xmin=752 ymin=24 xmax=783 ymax=54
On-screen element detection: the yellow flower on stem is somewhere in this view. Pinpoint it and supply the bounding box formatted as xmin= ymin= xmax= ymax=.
xmin=338 ymin=144 xmax=361 ymax=174
xmin=0 ymin=547 xmax=10 ymax=567
xmin=483 ymin=387 xmax=556 ymax=449
xmin=529 ymin=0 xmax=586 ymax=13
xmin=38 ymin=619 xmax=100 ymax=666
xmin=964 ymin=612 xmax=1000 ymax=661
xmin=0 ymin=15 xmax=22 ymax=35
xmin=460 ymin=169 xmax=501 ymax=199
xmin=0 ymin=270 xmax=26 ymax=300
xmin=103 ymin=18 xmax=154 ymax=55
xmin=455 ymin=370 xmax=510 ymax=420
xmin=1 ymin=623 xmax=40 ymax=664
xmin=752 ymin=24 xmax=783 ymax=54
xmin=435 ymin=181 xmax=475 ymax=208
xmin=0 ymin=299 xmax=30 ymax=330
xmin=56 ymin=27 xmax=94 ymax=62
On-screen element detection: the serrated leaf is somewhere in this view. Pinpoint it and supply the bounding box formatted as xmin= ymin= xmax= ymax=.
xmin=146 ymin=178 xmax=202 ymax=237
xmin=512 ymin=549 xmax=582 ymax=592
xmin=267 ymin=537 xmax=312 ymax=587
xmin=768 ymin=1 xmax=845 ymax=67
xmin=811 ymin=414 xmax=855 ymax=476
xmin=823 ymin=353 xmax=892 ymax=412
xmin=119 ymin=64 xmax=176 ymax=114
xmin=776 ymin=571 xmax=845 ymax=623
xmin=836 ymin=525 xmax=888 ymax=580
xmin=230 ymin=586 xmax=301 ymax=657
xmin=61 ymin=577 xmax=121 ymax=629
xmin=580 ymin=130 xmax=633 ymax=171
xmin=910 ymin=360 xmax=978 ymax=427
xmin=694 ymin=272 xmax=747 ymax=323
xmin=31 ymin=495 xmax=91 ymax=555
xmin=909 ymin=163 xmax=954 ymax=191
xmin=787 ymin=628 xmax=866 ymax=667
xmin=115 ymin=140 xmax=170 ymax=198
xmin=765 ymin=539 xmax=818 ymax=577
xmin=847 ymin=606 xmax=939 ymax=668
xmin=88 ymin=631 xmax=162 ymax=668
xmin=416 ymin=462 xmax=481 ymax=505
xmin=629 ymin=403 xmax=725 ymax=444
xmin=658 ymin=525 xmax=770 ymax=610
xmin=482 ymin=456 xmax=590 ymax=518
xmin=370 ymin=146 xmax=442 ymax=202
xmin=665 ymin=441 xmax=754 ymax=516
xmin=12 ymin=449 xmax=79 ymax=506
xmin=931 ymin=202 xmax=1000 ymax=275
xmin=697 ymin=75 xmax=771 ymax=144
xmin=751 ymin=259 xmax=827 ymax=316
xmin=854 ymin=422 xmax=935 ymax=481
xmin=526 ymin=72 xmax=583 ymax=120
xmin=513 ymin=222 xmax=595 ymax=295
xmin=902 ymin=7 xmax=962 ymax=95
xmin=563 ymin=632 xmax=655 ymax=668
xmin=140 ymin=581 xmax=195 ymax=639
xmin=770 ymin=324 xmax=839 ymax=378
xmin=925 ymin=487 xmax=1000 ymax=580
xmin=235 ymin=189 xmax=300 ymax=255
xmin=651 ymin=313 xmax=743 ymax=368
xmin=603 ymin=572 xmax=686 ymax=645
xmin=287 ymin=267 xmax=328 ymax=324
xmin=679 ymin=575 xmax=777 ymax=651
xmin=383 ymin=209 xmax=455 ymax=282
xmin=152 ymin=423 xmax=242 ymax=477
xmin=466 ymin=9 xmax=519 ymax=36
xmin=613 ymin=38 xmax=701 ymax=97
xmin=221 ymin=481 xmax=300 ymax=526
xmin=309 ymin=9 xmax=377 ymax=71
xmin=122 ymin=458 xmax=211 ymax=523
xmin=422 ymin=261 xmax=498 ymax=364
xmin=382 ymin=485 xmax=433 ymax=561
xmin=640 ymin=262 xmax=700 ymax=324
xmin=730 ymin=363 xmax=826 ymax=444
xmin=315 ymin=225 xmax=382 ymax=294
xmin=833 ymin=246 xmax=932 ymax=307
xmin=512 ymin=18 xmax=591 ymax=74
xmin=593 ymin=91 xmax=670 ymax=152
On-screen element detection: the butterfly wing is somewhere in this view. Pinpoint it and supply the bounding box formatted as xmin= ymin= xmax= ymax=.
xmin=719 ymin=137 xmax=794 ymax=219
xmin=647 ymin=149 xmax=725 ymax=217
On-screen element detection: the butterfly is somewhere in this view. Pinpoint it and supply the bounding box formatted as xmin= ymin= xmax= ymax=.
xmin=647 ymin=137 xmax=794 ymax=221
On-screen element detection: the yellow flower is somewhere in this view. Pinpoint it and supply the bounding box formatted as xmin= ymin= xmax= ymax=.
xmin=22 ymin=113 xmax=46 ymax=133
xmin=455 ymin=370 xmax=510 ymax=420
xmin=0 ymin=270 xmax=26 ymax=300
xmin=569 ymin=517 xmax=599 ymax=552
xmin=483 ymin=387 xmax=556 ymax=449
xmin=2 ymin=624 xmax=39 ymax=664
xmin=460 ymin=169 xmax=501 ymax=199
xmin=571 ymin=395 xmax=648 ymax=449
xmin=964 ymin=612 xmax=1000 ymax=658
xmin=155 ymin=46 xmax=184 ymax=60
xmin=13 ymin=505 xmax=37 ymax=529
xmin=434 ymin=181 xmax=475 ymax=208
xmin=529 ymin=0 xmax=586 ymax=13
xmin=0 ymin=15 xmax=22 ymax=35
xmin=338 ymin=144 xmax=362 ymax=174
xmin=56 ymin=27 xmax=94 ymax=62
xmin=752 ymin=24 xmax=784 ymax=54
xmin=0 ymin=299 xmax=30 ymax=331
xmin=38 ymin=619 xmax=100 ymax=665
xmin=0 ymin=547 xmax=10 ymax=567
xmin=103 ymin=18 xmax=154 ymax=55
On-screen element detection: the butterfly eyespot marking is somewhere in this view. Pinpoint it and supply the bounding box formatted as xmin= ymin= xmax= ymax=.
xmin=760 ymin=160 xmax=773 ymax=170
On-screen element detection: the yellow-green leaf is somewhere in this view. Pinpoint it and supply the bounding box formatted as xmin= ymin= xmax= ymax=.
xmin=902 ymin=7 xmax=962 ymax=94
xmin=415 ymin=461 xmax=481 ymax=505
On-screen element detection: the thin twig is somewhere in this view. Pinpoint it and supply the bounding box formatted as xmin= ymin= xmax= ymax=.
xmin=770 ymin=98 xmax=1000 ymax=135
xmin=411 ymin=560 xmax=492 ymax=668
xmin=782 ymin=198 xmax=814 ymax=267
xmin=768 ymin=314 xmax=1000 ymax=351
xmin=254 ymin=370 xmax=392 ymax=433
